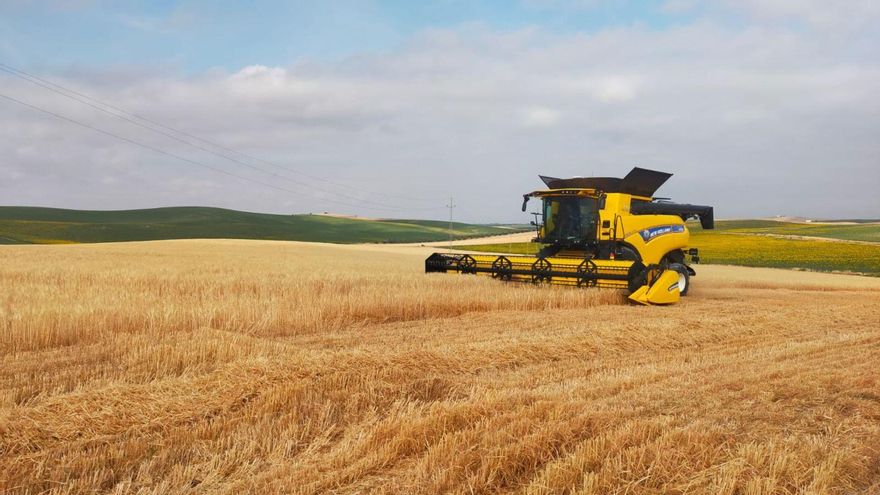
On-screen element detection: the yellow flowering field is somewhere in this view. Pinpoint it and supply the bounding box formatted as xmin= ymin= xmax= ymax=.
xmin=690 ymin=232 xmax=880 ymax=275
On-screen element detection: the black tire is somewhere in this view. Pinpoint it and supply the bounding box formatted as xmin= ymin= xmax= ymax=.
xmin=626 ymin=261 xmax=647 ymax=293
xmin=665 ymin=249 xmax=686 ymax=265
xmin=668 ymin=262 xmax=690 ymax=296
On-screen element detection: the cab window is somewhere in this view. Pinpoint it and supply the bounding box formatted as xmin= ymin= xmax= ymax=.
xmin=542 ymin=197 xmax=597 ymax=243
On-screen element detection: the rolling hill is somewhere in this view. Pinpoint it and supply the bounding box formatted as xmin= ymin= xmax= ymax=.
xmin=0 ymin=206 xmax=526 ymax=245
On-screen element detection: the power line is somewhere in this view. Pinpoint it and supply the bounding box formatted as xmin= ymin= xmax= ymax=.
xmin=0 ymin=64 xmax=441 ymax=212
xmin=0 ymin=91 xmax=440 ymax=213
xmin=0 ymin=62 xmax=442 ymax=204
xmin=0 ymin=62 xmax=439 ymax=203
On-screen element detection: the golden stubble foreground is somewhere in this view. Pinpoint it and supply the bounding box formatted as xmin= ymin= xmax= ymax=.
xmin=1 ymin=240 xmax=879 ymax=494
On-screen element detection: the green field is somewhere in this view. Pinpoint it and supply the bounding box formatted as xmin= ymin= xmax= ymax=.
xmin=457 ymin=220 xmax=880 ymax=276
xmin=0 ymin=207 xmax=526 ymax=245
xmin=713 ymin=219 xmax=880 ymax=242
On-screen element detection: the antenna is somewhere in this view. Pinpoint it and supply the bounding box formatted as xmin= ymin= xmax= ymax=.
xmin=446 ymin=196 xmax=456 ymax=247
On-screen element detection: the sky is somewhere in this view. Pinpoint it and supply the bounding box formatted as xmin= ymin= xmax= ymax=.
xmin=1 ymin=0 xmax=878 ymax=223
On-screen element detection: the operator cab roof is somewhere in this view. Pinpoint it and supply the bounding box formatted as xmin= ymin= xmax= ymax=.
xmin=539 ymin=167 xmax=672 ymax=198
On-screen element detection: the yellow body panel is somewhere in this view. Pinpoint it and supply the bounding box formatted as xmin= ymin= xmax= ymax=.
xmin=617 ymin=213 xmax=689 ymax=265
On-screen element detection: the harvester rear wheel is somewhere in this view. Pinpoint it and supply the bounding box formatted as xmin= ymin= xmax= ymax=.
xmin=668 ymin=263 xmax=690 ymax=296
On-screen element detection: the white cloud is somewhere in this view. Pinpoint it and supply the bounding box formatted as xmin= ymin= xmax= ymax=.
xmin=233 ymin=65 xmax=287 ymax=79
xmin=593 ymin=77 xmax=637 ymax=102
xmin=1 ymin=14 xmax=878 ymax=221
xmin=521 ymin=106 xmax=562 ymax=127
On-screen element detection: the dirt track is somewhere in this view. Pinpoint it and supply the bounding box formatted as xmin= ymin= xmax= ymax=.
xmin=399 ymin=231 xmax=535 ymax=247
xmin=1 ymin=240 xmax=879 ymax=493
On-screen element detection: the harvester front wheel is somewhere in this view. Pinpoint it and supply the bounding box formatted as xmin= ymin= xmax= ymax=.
xmin=626 ymin=262 xmax=647 ymax=294
xmin=668 ymin=263 xmax=690 ymax=296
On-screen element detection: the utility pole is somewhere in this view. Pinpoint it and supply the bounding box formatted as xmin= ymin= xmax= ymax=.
xmin=446 ymin=195 xmax=456 ymax=247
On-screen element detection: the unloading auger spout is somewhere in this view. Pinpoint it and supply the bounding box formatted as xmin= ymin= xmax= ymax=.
xmin=424 ymin=167 xmax=714 ymax=305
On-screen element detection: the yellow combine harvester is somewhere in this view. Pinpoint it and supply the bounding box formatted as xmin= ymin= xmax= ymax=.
xmin=425 ymin=167 xmax=714 ymax=305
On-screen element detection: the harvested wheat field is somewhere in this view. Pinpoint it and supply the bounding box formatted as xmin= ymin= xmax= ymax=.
xmin=2 ymin=240 xmax=880 ymax=494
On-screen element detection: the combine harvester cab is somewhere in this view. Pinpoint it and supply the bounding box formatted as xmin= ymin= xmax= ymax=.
xmin=425 ymin=167 xmax=714 ymax=305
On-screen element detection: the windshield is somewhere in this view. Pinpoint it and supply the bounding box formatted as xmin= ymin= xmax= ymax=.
xmin=542 ymin=196 xmax=598 ymax=244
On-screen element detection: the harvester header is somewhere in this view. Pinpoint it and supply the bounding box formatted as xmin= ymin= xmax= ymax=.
xmin=426 ymin=167 xmax=714 ymax=305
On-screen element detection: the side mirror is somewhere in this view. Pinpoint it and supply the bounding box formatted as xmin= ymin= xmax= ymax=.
xmin=521 ymin=195 xmax=530 ymax=212
xmin=530 ymin=220 xmax=537 ymax=226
